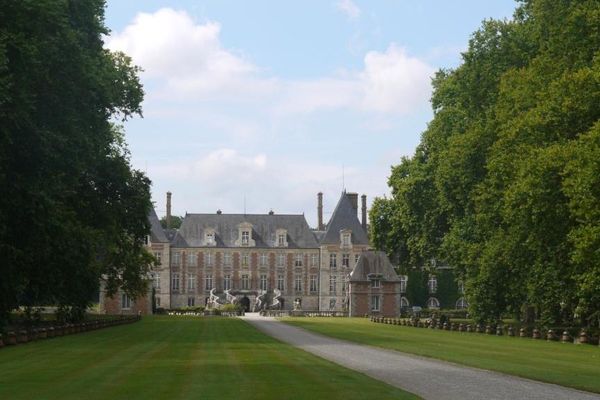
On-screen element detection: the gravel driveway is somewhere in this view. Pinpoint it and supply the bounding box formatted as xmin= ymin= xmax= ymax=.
xmin=241 ymin=314 xmax=600 ymax=400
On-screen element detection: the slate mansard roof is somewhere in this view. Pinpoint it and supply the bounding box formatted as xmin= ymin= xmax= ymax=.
xmin=170 ymin=213 xmax=320 ymax=249
xmin=350 ymin=251 xmax=400 ymax=282
xmin=320 ymin=192 xmax=369 ymax=245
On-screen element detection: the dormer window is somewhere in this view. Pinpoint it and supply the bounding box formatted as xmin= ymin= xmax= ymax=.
xmin=340 ymin=229 xmax=352 ymax=248
xmin=204 ymin=228 xmax=217 ymax=247
xmin=275 ymin=229 xmax=288 ymax=248
xmin=235 ymin=222 xmax=255 ymax=247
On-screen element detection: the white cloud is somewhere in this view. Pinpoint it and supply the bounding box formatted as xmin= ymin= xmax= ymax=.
xmin=105 ymin=8 xmax=271 ymax=99
xmin=360 ymin=44 xmax=434 ymax=113
xmin=106 ymin=9 xmax=433 ymax=117
xmin=336 ymin=0 xmax=361 ymax=20
xmin=276 ymin=44 xmax=433 ymax=115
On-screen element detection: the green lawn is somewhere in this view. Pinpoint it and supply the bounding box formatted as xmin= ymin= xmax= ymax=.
xmin=283 ymin=317 xmax=600 ymax=393
xmin=0 ymin=316 xmax=418 ymax=400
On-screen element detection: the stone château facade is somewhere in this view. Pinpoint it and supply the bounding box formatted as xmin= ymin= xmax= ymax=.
xmin=101 ymin=191 xmax=405 ymax=316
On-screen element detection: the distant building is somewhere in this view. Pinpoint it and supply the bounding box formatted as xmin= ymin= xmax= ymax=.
xmin=101 ymin=191 xmax=404 ymax=316
xmin=349 ymin=251 xmax=402 ymax=317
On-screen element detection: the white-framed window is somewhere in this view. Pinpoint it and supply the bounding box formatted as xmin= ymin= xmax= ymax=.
xmin=428 ymin=276 xmax=437 ymax=294
xmin=329 ymin=275 xmax=337 ymax=294
xmin=310 ymin=253 xmax=318 ymax=267
xmin=224 ymin=253 xmax=232 ymax=266
xmin=427 ymin=297 xmax=440 ymax=309
xmin=172 ymin=252 xmax=181 ymax=266
xmin=371 ymin=279 xmax=381 ymax=288
xmin=400 ymin=275 xmax=408 ymax=293
xmin=153 ymin=274 xmax=161 ymax=290
xmin=371 ymin=295 xmax=380 ymax=311
xmin=187 ymin=273 xmax=196 ymax=291
xmin=341 ymin=276 xmax=347 ymax=294
xmin=224 ymin=275 xmax=231 ymax=290
xmin=277 ymin=253 xmax=285 ymax=267
xmin=188 ymin=297 xmax=195 ymax=307
xmin=204 ymin=252 xmax=213 ymax=267
xmin=294 ymin=275 xmax=302 ymax=292
xmin=260 ymin=253 xmax=268 ymax=267
xmin=242 ymin=253 xmax=249 ymax=267
xmin=278 ymin=234 xmax=286 ymax=247
xmin=242 ymin=231 xmax=250 ymax=246
xmin=354 ymin=254 xmax=360 ymax=266
xmin=277 ymin=274 xmax=285 ymax=291
xmin=172 ymin=273 xmax=180 ymax=291
xmin=400 ymin=297 xmax=410 ymax=308
xmin=205 ymin=274 xmax=213 ymax=291
xmin=121 ymin=293 xmax=131 ymax=309
xmin=310 ymin=275 xmax=318 ymax=293
xmin=295 ymin=253 xmax=303 ymax=267
xmin=260 ymin=274 xmax=268 ymax=291
xmin=187 ymin=252 xmax=198 ymax=267
xmin=329 ymin=253 xmax=337 ymax=269
xmin=242 ymin=274 xmax=249 ymax=290
xmin=458 ymin=281 xmax=465 ymax=294
xmin=156 ymin=297 xmax=161 ymax=307
xmin=456 ymin=297 xmax=468 ymax=309
xmin=342 ymin=233 xmax=351 ymax=246
xmin=342 ymin=253 xmax=350 ymax=267
xmin=154 ymin=252 xmax=162 ymax=265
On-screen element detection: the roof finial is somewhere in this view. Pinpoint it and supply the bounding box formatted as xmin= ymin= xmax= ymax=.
xmin=342 ymin=164 xmax=345 ymax=192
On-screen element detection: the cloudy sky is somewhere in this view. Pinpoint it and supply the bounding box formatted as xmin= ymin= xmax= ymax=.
xmin=104 ymin=0 xmax=516 ymax=226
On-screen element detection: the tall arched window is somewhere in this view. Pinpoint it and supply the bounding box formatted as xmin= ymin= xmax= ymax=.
xmin=400 ymin=297 xmax=409 ymax=309
xmin=428 ymin=276 xmax=437 ymax=293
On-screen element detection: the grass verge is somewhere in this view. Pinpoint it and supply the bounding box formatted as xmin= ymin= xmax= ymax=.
xmin=283 ymin=317 xmax=600 ymax=393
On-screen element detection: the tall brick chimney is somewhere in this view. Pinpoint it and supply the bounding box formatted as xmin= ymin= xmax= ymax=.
xmin=361 ymin=194 xmax=367 ymax=231
xmin=347 ymin=192 xmax=358 ymax=217
xmin=166 ymin=191 xmax=172 ymax=229
xmin=317 ymin=192 xmax=324 ymax=230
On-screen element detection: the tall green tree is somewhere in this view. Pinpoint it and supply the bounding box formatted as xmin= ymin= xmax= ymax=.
xmin=371 ymin=0 xmax=600 ymax=325
xmin=0 ymin=1 xmax=152 ymax=326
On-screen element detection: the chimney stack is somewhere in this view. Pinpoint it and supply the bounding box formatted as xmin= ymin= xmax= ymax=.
xmin=361 ymin=194 xmax=367 ymax=231
xmin=166 ymin=191 xmax=172 ymax=229
xmin=317 ymin=192 xmax=324 ymax=230
xmin=347 ymin=192 xmax=358 ymax=217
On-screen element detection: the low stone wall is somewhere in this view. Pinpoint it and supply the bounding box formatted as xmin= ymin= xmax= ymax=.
xmin=166 ymin=311 xmax=244 ymax=317
xmin=0 ymin=315 xmax=141 ymax=350
xmin=369 ymin=316 xmax=599 ymax=346
xmin=260 ymin=310 xmax=349 ymax=318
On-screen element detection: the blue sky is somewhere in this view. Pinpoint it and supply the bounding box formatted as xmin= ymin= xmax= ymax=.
xmin=104 ymin=0 xmax=517 ymax=226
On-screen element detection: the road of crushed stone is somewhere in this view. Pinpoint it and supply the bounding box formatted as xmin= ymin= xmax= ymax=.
xmin=241 ymin=314 xmax=600 ymax=400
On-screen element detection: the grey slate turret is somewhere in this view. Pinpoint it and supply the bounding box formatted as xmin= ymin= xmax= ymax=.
xmin=149 ymin=208 xmax=168 ymax=243
xmin=319 ymin=192 xmax=369 ymax=245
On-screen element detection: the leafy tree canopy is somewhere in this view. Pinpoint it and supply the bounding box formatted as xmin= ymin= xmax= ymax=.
xmin=0 ymin=0 xmax=152 ymax=326
xmin=370 ymin=0 xmax=600 ymax=325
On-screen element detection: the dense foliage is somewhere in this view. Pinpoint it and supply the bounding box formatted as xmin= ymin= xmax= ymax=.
xmin=0 ymin=1 xmax=153 ymax=326
xmin=370 ymin=0 xmax=600 ymax=325
xmin=160 ymin=215 xmax=183 ymax=229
